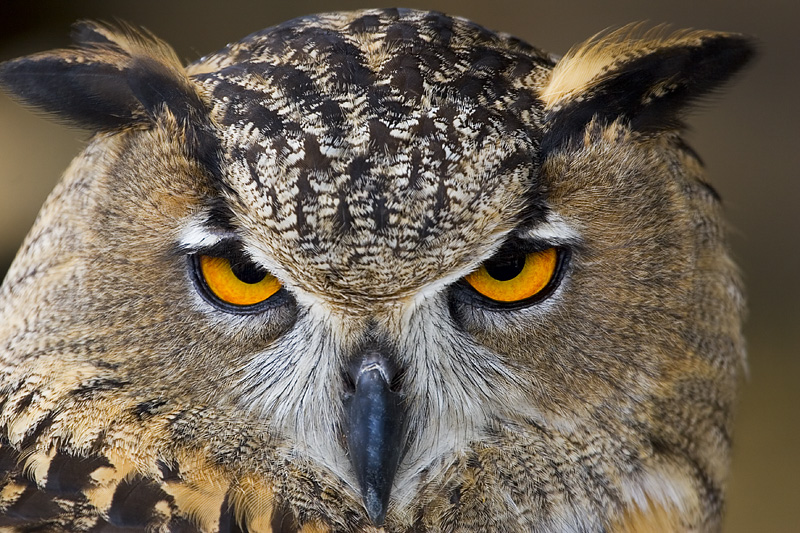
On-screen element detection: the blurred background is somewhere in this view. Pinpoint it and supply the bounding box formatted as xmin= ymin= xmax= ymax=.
xmin=0 ymin=0 xmax=796 ymax=530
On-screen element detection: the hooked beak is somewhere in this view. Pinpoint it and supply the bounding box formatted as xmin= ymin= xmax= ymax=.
xmin=343 ymin=352 xmax=405 ymax=526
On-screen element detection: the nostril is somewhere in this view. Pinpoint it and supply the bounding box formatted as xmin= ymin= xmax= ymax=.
xmin=343 ymin=347 xmax=405 ymax=397
xmin=349 ymin=350 xmax=398 ymax=385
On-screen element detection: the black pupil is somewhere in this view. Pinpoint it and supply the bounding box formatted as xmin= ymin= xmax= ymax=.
xmin=230 ymin=258 xmax=268 ymax=284
xmin=484 ymin=255 xmax=526 ymax=281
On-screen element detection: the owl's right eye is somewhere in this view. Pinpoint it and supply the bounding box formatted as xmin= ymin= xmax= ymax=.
xmin=190 ymin=251 xmax=283 ymax=312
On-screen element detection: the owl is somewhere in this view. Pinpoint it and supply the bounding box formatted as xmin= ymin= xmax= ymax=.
xmin=0 ymin=8 xmax=752 ymax=533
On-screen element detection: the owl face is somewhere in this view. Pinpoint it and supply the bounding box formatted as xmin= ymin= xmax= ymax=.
xmin=0 ymin=9 xmax=751 ymax=531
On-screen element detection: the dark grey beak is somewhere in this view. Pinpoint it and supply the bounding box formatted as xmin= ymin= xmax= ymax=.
xmin=343 ymin=352 xmax=405 ymax=526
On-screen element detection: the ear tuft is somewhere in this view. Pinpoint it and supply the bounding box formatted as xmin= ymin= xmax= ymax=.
xmin=543 ymin=24 xmax=676 ymax=109
xmin=541 ymin=24 xmax=756 ymax=150
xmin=0 ymin=21 xmax=208 ymax=131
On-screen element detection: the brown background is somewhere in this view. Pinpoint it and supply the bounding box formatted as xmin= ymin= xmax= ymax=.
xmin=0 ymin=1 xmax=796 ymax=530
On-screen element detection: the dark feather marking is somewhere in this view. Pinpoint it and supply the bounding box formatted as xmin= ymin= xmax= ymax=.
xmin=271 ymin=64 xmax=317 ymax=102
xmin=302 ymin=134 xmax=332 ymax=173
xmin=335 ymin=192 xmax=354 ymax=234
xmin=89 ymin=429 xmax=109 ymax=456
xmin=468 ymin=46 xmax=510 ymax=73
xmin=450 ymin=72 xmax=485 ymax=101
xmin=0 ymin=385 xmax=11 ymax=415
xmin=347 ymin=156 xmax=372 ymax=185
xmin=226 ymin=147 xmax=264 ymax=190
xmin=348 ymin=13 xmax=383 ymax=33
xmin=317 ymin=98 xmax=346 ymax=134
xmin=240 ymin=25 xmax=298 ymax=62
xmin=92 ymin=360 xmax=121 ymax=371
xmin=271 ymin=499 xmax=300 ymax=533
xmin=13 ymin=391 xmax=36 ymax=415
xmin=450 ymin=485 xmax=462 ymax=505
xmin=312 ymin=36 xmax=374 ymax=89
xmin=107 ymin=477 xmax=174 ymax=528
xmin=134 ymin=398 xmax=170 ymax=419
xmin=167 ymin=516 xmax=201 ymax=532
xmin=0 ymin=441 xmax=20 ymax=474
xmin=379 ymin=7 xmax=402 ymax=20
xmin=157 ymin=459 xmax=181 ymax=482
xmin=89 ymin=519 xmax=146 ymax=532
xmin=19 ymin=410 xmax=58 ymax=451
xmin=408 ymin=148 xmax=424 ymax=191
xmin=368 ymin=119 xmax=400 ymax=154
xmin=373 ymin=93 xmax=412 ymax=119
xmin=1 ymin=484 xmax=63 ymax=521
xmin=218 ymin=493 xmax=247 ymax=533
xmin=374 ymin=192 xmax=389 ymax=233
xmin=93 ymin=516 xmax=198 ymax=533
xmin=510 ymin=54 xmax=538 ymax=80
xmin=384 ymin=17 xmax=421 ymax=44
xmin=73 ymin=378 xmax=128 ymax=399
xmin=45 ymin=453 xmax=112 ymax=495
xmin=0 ymin=509 xmax=34 ymax=527
xmin=385 ymin=56 xmax=425 ymax=99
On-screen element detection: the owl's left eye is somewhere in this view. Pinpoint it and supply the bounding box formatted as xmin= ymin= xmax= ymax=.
xmin=463 ymin=247 xmax=562 ymax=305
xmin=191 ymin=250 xmax=283 ymax=312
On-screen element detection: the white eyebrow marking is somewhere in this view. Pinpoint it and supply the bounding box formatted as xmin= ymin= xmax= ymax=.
xmin=178 ymin=216 xmax=229 ymax=250
xmin=519 ymin=213 xmax=582 ymax=244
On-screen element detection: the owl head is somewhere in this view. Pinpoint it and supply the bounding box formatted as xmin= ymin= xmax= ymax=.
xmin=0 ymin=10 xmax=752 ymax=530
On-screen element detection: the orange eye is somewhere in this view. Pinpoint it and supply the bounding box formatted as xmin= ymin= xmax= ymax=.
xmin=197 ymin=254 xmax=281 ymax=307
xmin=464 ymin=248 xmax=559 ymax=303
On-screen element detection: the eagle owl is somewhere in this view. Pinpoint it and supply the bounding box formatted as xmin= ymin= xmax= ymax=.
xmin=0 ymin=9 xmax=752 ymax=532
